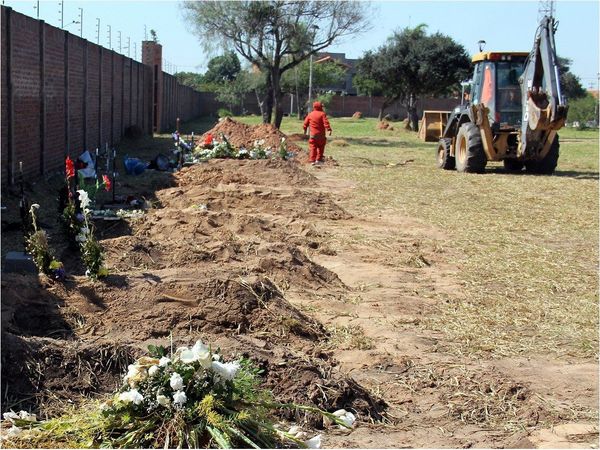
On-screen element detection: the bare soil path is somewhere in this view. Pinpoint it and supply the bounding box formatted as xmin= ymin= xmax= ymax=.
xmin=284 ymin=167 xmax=599 ymax=448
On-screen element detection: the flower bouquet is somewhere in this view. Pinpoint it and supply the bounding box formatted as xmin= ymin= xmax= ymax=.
xmin=25 ymin=204 xmax=65 ymax=281
xmin=1 ymin=339 xmax=355 ymax=448
xmin=76 ymin=189 xmax=108 ymax=279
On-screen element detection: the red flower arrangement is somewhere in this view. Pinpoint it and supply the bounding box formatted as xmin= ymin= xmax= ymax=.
xmin=102 ymin=174 xmax=112 ymax=192
xmin=65 ymin=156 xmax=75 ymax=179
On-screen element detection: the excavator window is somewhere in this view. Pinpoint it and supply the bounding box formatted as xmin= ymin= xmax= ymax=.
xmin=497 ymin=62 xmax=525 ymax=125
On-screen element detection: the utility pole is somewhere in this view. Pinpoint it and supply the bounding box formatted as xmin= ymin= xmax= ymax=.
xmin=78 ymin=7 xmax=83 ymax=38
xmin=144 ymin=25 xmax=147 ymax=41
xmin=538 ymin=0 xmax=555 ymax=20
xmin=96 ymin=18 xmax=100 ymax=44
xmin=307 ymin=25 xmax=319 ymax=111
xmin=133 ymin=42 xmax=137 ymax=60
xmin=118 ymin=31 xmax=122 ymax=53
xmin=34 ymin=1 xmax=40 ymax=19
xmin=59 ymin=1 xmax=64 ymax=28
xmin=107 ymin=25 xmax=111 ymax=50
xmin=126 ymin=36 xmax=131 ymax=57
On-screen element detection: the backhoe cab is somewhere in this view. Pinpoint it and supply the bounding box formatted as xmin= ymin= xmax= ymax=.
xmin=437 ymin=16 xmax=568 ymax=174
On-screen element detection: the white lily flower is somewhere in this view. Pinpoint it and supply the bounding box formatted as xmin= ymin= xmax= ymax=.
xmin=178 ymin=349 xmax=197 ymax=364
xmin=124 ymin=364 xmax=147 ymax=387
xmin=304 ymin=434 xmax=322 ymax=449
xmin=172 ymin=390 xmax=187 ymax=406
xmin=2 ymin=411 xmax=19 ymax=422
xmin=118 ymin=389 xmax=144 ymax=405
xmin=287 ymin=425 xmax=306 ymax=439
xmin=192 ymin=340 xmax=212 ymax=369
xmin=18 ymin=411 xmax=36 ymax=422
xmin=212 ymin=353 xmax=221 ymax=361
xmin=30 ymin=204 xmax=40 ymax=210
xmin=7 ymin=425 xmax=21 ymax=438
xmin=77 ymin=190 xmax=91 ymax=210
xmin=156 ymin=393 xmax=170 ymax=406
xmin=148 ymin=365 xmax=159 ymax=377
xmin=332 ymin=409 xmax=356 ymax=429
xmin=159 ymin=356 xmax=171 ymax=367
xmin=211 ymin=361 xmax=240 ymax=381
xmin=170 ymin=372 xmax=184 ymax=391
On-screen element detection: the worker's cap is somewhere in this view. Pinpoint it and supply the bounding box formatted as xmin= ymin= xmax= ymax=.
xmin=313 ymin=101 xmax=323 ymax=111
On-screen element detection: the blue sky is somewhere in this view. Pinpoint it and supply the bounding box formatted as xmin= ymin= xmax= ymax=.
xmin=4 ymin=0 xmax=599 ymax=89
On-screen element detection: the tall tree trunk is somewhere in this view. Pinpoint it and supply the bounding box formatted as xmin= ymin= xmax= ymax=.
xmin=271 ymin=68 xmax=285 ymax=129
xmin=257 ymin=72 xmax=273 ymax=124
xmin=378 ymin=98 xmax=392 ymax=120
xmin=408 ymin=92 xmax=419 ymax=131
xmin=273 ymin=88 xmax=285 ymax=129
xmin=263 ymin=89 xmax=273 ymax=124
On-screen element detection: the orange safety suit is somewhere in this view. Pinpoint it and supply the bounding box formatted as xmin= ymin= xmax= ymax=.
xmin=303 ymin=101 xmax=332 ymax=163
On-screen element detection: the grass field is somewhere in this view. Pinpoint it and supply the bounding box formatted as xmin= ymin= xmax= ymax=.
xmin=233 ymin=115 xmax=599 ymax=359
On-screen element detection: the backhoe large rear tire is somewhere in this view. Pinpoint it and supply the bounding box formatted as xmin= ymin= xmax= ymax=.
xmin=455 ymin=123 xmax=487 ymax=173
xmin=525 ymin=136 xmax=560 ymax=175
xmin=436 ymin=138 xmax=455 ymax=170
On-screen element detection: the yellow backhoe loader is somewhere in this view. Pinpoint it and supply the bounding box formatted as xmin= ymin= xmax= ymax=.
xmin=435 ymin=14 xmax=568 ymax=174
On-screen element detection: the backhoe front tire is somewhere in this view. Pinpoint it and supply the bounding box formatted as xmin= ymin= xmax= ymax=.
xmin=525 ymin=136 xmax=559 ymax=175
xmin=437 ymin=138 xmax=455 ymax=170
xmin=455 ymin=123 xmax=487 ymax=173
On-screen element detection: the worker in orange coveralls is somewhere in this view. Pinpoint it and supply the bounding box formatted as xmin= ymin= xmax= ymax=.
xmin=303 ymin=101 xmax=332 ymax=165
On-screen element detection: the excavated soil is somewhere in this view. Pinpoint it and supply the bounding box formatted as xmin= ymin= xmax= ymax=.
xmin=1 ymin=158 xmax=383 ymax=428
xmin=2 ymin=136 xmax=597 ymax=447
xmin=200 ymin=118 xmax=338 ymax=166
xmin=201 ymin=117 xmax=304 ymax=154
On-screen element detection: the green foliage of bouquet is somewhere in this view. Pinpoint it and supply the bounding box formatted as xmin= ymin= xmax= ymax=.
xmin=76 ymin=190 xmax=108 ymax=279
xmin=1 ymin=339 xmax=354 ymax=448
xmin=25 ymin=204 xmax=65 ymax=280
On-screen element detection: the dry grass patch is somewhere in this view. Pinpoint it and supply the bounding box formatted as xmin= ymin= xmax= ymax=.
xmin=327 ymin=324 xmax=374 ymax=350
xmin=326 ymin=121 xmax=598 ymax=359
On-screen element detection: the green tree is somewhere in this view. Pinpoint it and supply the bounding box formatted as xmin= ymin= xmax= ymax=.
xmin=568 ymin=93 xmax=598 ymax=127
xmin=557 ymin=56 xmax=587 ymax=100
xmin=204 ymin=51 xmax=242 ymax=83
xmin=281 ymin=58 xmax=346 ymax=117
xmin=182 ymin=1 xmax=371 ymax=128
xmin=175 ymin=72 xmax=204 ymax=90
xmin=356 ymin=25 xmax=471 ymax=129
xmin=215 ymin=70 xmax=256 ymax=113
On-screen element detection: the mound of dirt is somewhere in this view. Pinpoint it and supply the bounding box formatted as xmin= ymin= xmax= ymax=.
xmin=287 ymin=133 xmax=309 ymax=142
xmin=1 ymin=158 xmax=381 ymax=424
xmin=377 ymin=121 xmax=394 ymax=131
xmin=201 ymin=117 xmax=304 ymax=155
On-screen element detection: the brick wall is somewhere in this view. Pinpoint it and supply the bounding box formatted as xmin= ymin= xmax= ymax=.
xmin=1 ymin=7 xmax=205 ymax=185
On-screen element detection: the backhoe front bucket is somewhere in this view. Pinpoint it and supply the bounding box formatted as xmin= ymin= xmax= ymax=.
xmin=527 ymin=94 xmax=568 ymax=131
xmin=418 ymin=111 xmax=451 ymax=142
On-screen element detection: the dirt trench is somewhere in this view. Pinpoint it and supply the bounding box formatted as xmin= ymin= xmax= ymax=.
xmin=1 ymin=159 xmax=384 ymax=429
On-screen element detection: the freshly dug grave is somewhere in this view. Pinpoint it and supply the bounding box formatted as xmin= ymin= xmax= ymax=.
xmin=1 ymin=158 xmax=383 ymax=426
xmin=198 ymin=118 xmax=339 ymax=166
xmin=200 ymin=117 xmax=304 ymax=155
